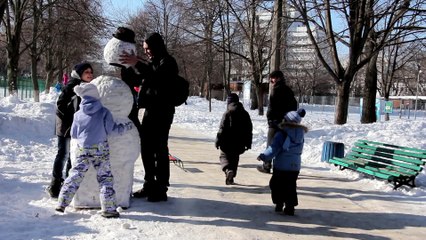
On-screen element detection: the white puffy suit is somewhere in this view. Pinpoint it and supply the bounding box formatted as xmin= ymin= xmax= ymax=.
xmin=71 ymin=75 xmax=140 ymax=208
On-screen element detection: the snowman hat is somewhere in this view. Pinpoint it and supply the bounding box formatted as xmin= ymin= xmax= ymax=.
xmin=113 ymin=27 xmax=136 ymax=44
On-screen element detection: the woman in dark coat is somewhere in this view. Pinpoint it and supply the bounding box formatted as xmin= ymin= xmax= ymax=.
xmin=47 ymin=63 xmax=94 ymax=198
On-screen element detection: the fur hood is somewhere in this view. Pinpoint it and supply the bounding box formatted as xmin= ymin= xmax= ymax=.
xmin=278 ymin=121 xmax=309 ymax=133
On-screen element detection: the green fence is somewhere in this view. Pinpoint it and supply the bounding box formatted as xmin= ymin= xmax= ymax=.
xmin=0 ymin=76 xmax=46 ymax=100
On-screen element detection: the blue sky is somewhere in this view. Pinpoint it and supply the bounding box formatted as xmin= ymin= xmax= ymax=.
xmin=103 ymin=0 xmax=144 ymax=24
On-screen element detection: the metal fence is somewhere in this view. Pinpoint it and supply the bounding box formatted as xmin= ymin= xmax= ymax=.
xmin=0 ymin=75 xmax=46 ymax=100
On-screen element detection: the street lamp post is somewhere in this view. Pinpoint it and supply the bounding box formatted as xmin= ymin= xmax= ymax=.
xmin=414 ymin=69 xmax=422 ymax=120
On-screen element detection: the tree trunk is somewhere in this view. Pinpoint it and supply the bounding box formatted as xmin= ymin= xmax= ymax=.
xmin=256 ymin=84 xmax=264 ymax=115
xmin=31 ymin=0 xmax=40 ymax=102
xmin=361 ymin=52 xmax=378 ymax=123
xmin=270 ymin=0 xmax=282 ymax=72
xmin=0 ymin=0 xmax=6 ymax=27
xmin=250 ymin=82 xmax=257 ymax=110
xmin=31 ymin=58 xmax=40 ymax=102
xmin=6 ymin=55 xmax=19 ymax=96
xmin=334 ymin=80 xmax=351 ymax=124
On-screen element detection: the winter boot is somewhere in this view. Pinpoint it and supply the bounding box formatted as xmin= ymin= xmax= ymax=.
xmin=256 ymin=162 xmax=272 ymax=174
xmin=225 ymin=170 xmax=235 ymax=185
xmin=275 ymin=203 xmax=284 ymax=212
xmin=147 ymin=192 xmax=168 ymax=202
xmin=132 ymin=188 xmax=149 ymax=198
xmin=101 ymin=210 xmax=120 ymax=218
xmin=46 ymin=178 xmax=63 ymax=198
xmin=55 ymin=206 xmax=65 ymax=213
xmin=147 ymin=184 xmax=168 ymax=202
xmin=284 ymin=206 xmax=295 ymax=216
xmin=132 ymin=182 xmax=154 ymax=198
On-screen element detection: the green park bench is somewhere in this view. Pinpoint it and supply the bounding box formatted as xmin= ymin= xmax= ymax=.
xmin=328 ymin=140 xmax=426 ymax=190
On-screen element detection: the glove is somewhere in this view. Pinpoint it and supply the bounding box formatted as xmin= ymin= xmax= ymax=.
xmin=257 ymin=154 xmax=265 ymax=161
xmin=124 ymin=122 xmax=133 ymax=130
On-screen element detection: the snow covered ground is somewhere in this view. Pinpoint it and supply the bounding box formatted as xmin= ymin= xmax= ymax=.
xmin=1 ymin=90 xmax=425 ymax=239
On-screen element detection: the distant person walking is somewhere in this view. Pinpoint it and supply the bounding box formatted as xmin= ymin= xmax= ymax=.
xmin=258 ymin=70 xmax=297 ymax=174
xmin=55 ymin=83 xmax=132 ymax=218
xmin=257 ymin=108 xmax=307 ymax=216
xmin=47 ymin=63 xmax=94 ymax=198
xmin=215 ymin=93 xmax=253 ymax=185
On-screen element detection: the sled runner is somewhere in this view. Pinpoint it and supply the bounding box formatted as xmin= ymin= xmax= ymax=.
xmin=169 ymin=153 xmax=185 ymax=170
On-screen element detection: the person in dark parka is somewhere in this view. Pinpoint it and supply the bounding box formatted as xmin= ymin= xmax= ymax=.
xmin=259 ymin=70 xmax=297 ymax=174
xmin=120 ymin=32 xmax=178 ymax=202
xmin=47 ymin=62 xmax=94 ymax=198
xmin=215 ymin=93 xmax=253 ymax=185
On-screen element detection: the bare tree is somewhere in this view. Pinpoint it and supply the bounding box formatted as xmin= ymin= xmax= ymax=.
xmin=288 ymin=0 xmax=423 ymax=124
xmin=3 ymin=0 xmax=32 ymax=95
xmin=221 ymin=0 xmax=274 ymax=115
xmin=361 ymin=0 xmax=425 ymax=123
xmin=2 ymin=0 xmax=107 ymax=97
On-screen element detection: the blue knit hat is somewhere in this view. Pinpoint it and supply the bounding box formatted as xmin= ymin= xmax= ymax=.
xmin=284 ymin=108 xmax=306 ymax=123
xmin=73 ymin=63 xmax=93 ymax=78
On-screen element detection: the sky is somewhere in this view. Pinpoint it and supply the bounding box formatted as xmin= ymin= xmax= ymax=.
xmin=0 ymin=87 xmax=425 ymax=239
xmin=103 ymin=0 xmax=144 ymax=25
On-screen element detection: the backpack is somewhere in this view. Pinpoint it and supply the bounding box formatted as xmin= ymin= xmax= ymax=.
xmin=172 ymin=75 xmax=189 ymax=106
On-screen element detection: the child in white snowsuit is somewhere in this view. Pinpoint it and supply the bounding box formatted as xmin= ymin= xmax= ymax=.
xmin=257 ymin=108 xmax=307 ymax=216
xmin=56 ymin=83 xmax=132 ymax=218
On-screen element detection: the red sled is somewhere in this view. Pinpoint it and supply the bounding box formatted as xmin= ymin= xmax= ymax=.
xmin=169 ymin=153 xmax=185 ymax=170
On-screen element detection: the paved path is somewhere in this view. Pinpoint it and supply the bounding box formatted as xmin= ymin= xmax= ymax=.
xmin=130 ymin=124 xmax=426 ymax=240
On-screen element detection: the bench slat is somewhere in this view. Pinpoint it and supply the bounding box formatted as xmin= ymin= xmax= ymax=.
xmin=350 ymin=148 xmax=423 ymax=171
xmin=352 ymin=144 xmax=425 ymax=165
xmin=358 ymin=140 xmax=426 ymax=155
xmin=344 ymin=155 xmax=417 ymax=177
xmin=330 ymin=157 xmax=393 ymax=180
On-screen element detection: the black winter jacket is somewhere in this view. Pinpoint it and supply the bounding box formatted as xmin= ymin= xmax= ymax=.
xmin=55 ymin=78 xmax=82 ymax=137
xmin=135 ymin=54 xmax=178 ymax=115
xmin=267 ymin=80 xmax=297 ymax=127
xmin=216 ymin=102 xmax=253 ymax=154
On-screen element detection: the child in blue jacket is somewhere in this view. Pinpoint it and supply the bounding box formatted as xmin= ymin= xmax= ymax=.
xmin=257 ymin=108 xmax=307 ymax=215
xmin=55 ymin=83 xmax=132 ymax=218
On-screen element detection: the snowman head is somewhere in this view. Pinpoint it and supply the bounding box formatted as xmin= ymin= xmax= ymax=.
xmin=104 ymin=27 xmax=137 ymax=69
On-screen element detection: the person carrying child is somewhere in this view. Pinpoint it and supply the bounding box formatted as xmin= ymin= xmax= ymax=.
xmin=215 ymin=93 xmax=253 ymax=185
xmin=55 ymin=83 xmax=132 ymax=218
xmin=257 ymin=108 xmax=307 ymax=215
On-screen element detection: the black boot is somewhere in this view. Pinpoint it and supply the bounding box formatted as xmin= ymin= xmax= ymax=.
xmin=275 ymin=203 xmax=284 ymax=212
xmin=147 ymin=184 xmax=168 ymax=202
xmin=225 ymin=170 xmax=235 ymax=185
xmin=133 ymin=182 xmax=153 ymax=198
xmin=46 ymin=178 xmax=63 ymax=198
xmin=284 ymin=206 xmax=295 ymax=216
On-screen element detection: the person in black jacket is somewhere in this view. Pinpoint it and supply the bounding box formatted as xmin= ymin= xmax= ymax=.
xmin=258 ymin=70 xmax=297 ymax=174
xmin=46 ymin=62 xmax=94 ymax=198
xmin=215 ymin=93 xmax=253 ymax=185
xmin=120 ymin=32 xmax=178 ymax=202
